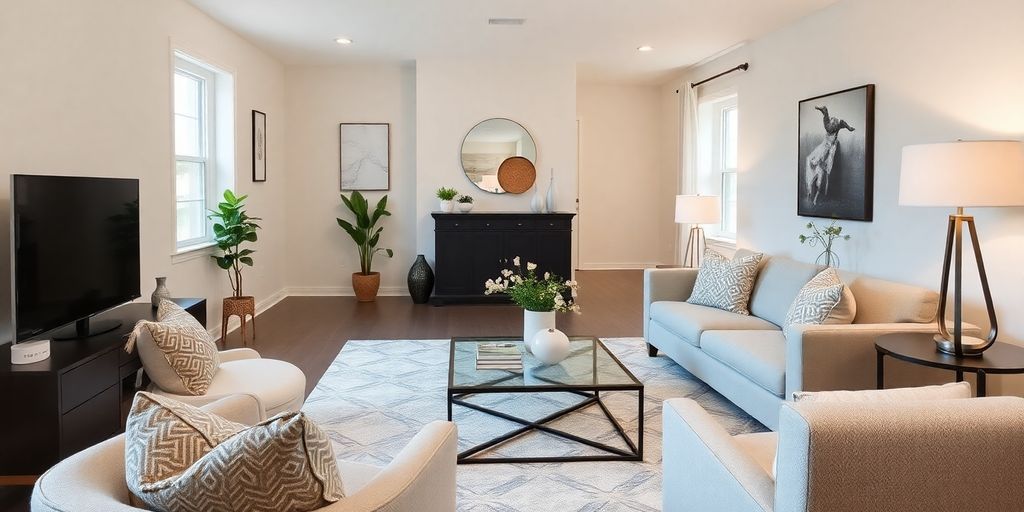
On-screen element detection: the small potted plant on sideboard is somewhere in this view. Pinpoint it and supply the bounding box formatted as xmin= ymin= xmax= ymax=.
xmin=437 ymin=187 xmax=458 ymax=213
xmin=337 ymin=191 xmax=394 ymax=302
xmin=456 ymin=194 xmax=474 ymax=213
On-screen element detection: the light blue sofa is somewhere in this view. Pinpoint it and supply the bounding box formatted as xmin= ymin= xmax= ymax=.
xmin=643 ymin=252 xmax=950 ymax=429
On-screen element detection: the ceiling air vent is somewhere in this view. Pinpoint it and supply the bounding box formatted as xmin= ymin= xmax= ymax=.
xmin=488 ymin=18 xmax=525 ymax=26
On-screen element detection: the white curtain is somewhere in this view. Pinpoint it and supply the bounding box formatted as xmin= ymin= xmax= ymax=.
xmin=675 ymin=82 xmax=700 ymax=264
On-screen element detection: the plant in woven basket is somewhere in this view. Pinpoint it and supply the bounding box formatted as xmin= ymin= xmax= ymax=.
xmin=208 ymin=189 xmax=261 ymax=298
xmin=799 ymin=220 xmax=851 ymax=267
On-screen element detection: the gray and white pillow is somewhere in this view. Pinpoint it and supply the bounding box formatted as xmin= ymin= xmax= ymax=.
xmin=126 ymin=392 xmax=344 ymax=512
xmin=125 ymin=300 xmax=220 ymax=396
xmin=687 ymin=249 xmax=764 ymax=315
xmin=784 ymin=267 xmax=856 ymax=326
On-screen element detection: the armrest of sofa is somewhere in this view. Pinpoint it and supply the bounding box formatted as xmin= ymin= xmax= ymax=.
xmin=784 ymin=322 xmax=981 ymax=396
xmin=662 ymin=399 xmax=774 ymax=512
xmin=218 ymin=347 xmax=262 ymax=362
xmin=643 ymin=268 xmax=699 ymax=340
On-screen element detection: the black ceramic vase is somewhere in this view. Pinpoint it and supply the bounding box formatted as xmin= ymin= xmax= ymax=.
xmin=407 ymin=255 xmax=435 ymax=304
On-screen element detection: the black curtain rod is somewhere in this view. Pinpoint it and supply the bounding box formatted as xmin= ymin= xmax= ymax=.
xmin=675 ymin=63 xmax=749 ymax=93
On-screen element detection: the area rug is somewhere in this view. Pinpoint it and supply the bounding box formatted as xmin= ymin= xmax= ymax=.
xmin=302 ymin=338 xmax=767 ymax=511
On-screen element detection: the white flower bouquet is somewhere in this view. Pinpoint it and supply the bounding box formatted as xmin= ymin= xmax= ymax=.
xmin=484 ymin=256 xmax=580 ymax=313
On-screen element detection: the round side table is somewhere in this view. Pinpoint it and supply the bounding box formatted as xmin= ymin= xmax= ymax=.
xmin=875 ymin=332 xmax=1024 ymax=396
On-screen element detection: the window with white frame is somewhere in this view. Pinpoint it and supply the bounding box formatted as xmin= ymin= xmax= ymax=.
xmin=173 ymin=52 xmax=233 ymax=251
xmin=696 ymin=93 xmax=738 ymax=241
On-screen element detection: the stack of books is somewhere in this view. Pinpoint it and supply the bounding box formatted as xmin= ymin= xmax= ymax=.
xmin=476 ymin=342 xmax=523 ymax=371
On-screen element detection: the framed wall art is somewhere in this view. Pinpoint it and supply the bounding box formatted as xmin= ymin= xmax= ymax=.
xmin=340 ymin=122 xmax=390 ymax=191
xmin=797 ymin=84 xmax=875 ymax=221
xmin=252 ymin=109 xmax=267 ymax=182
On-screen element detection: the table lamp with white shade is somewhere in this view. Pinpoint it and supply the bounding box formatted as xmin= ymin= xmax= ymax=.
xmin=898 ymin=140 xmax=1024 ymax=357
xmin=676 ymin=194 xmax=721 ymax=268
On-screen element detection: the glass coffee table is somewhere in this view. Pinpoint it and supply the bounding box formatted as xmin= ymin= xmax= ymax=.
xmin=447 ymin=336 xmax=643 ymax=464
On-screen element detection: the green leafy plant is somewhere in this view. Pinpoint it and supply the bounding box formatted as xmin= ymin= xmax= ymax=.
xmin=208 ymin=190 xmax=261 ymax=298
xmin=484 ymin=257 xmax=580 ymax=313
xmin=436 ymin=187 xmax=458 ymax=201
xmin=457 ymin=195 xmax=474 ymax=204
xmin=336 ymin=191 xmax=394 ymax=275
xmin=799 ymin=220 xmax=851 ymax=267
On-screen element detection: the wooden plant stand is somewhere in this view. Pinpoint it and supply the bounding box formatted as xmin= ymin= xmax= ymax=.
xmin=222 ymin=296 xmax=256 ymax=347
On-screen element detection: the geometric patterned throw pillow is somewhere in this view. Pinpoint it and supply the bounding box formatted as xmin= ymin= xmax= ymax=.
xmin=784 ymin=267 xmax=855 ymax=326
xmin=125 ymin=300 xmax=220 ymax=396
xmin=126 ymin=392 xmax=345 ymax=512
xmin=686 ymin=249 xmax=764 ymax=315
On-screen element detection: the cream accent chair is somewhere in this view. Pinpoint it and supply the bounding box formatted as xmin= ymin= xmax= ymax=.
xmin=31 ymin=394 xmax=459 ymax=512
xmin=138 ymin=326 xmax=306 ymax=419
xmin=663 ymin=396 xmax=1024 ymax=512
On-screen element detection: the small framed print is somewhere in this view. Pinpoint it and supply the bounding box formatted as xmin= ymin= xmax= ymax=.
xmin=340 ymin=123 xmax=390 ymax=191
xmin=252 ymin=110 xmax=267 ymax=182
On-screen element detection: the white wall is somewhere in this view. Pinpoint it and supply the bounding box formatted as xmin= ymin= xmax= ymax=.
xmin=284 ymin=64 xmax=417 ymax=294
xmin=662 ymin=0 xmax=1024 ymax=393
xmin=415 ymin=59 xmax=578 ymax=266
xmin=577 ymin=83 xmax=670 ymax=269
xmin=0 ymin=0 xmax=289 ymax=340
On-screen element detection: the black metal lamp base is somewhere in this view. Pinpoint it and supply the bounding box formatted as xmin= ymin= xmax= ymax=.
xmin=934 ymin=334 xmax=988 ymax=357
xmin=934 ymin=209 xmax=998 ymax=358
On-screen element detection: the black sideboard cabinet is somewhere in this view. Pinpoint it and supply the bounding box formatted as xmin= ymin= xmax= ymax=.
xmin=431 ymin=212 xmax=575 ymax=304
xmin=0 ymin=298 xmax=206 ymax=480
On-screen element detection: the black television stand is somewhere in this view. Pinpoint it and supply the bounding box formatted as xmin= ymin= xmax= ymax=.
xmin=51 ymin=318 xmax=123 ymax=341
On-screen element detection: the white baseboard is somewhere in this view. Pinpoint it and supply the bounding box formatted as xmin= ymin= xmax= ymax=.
xmin=283 ymin=285 xmax=408 ymax=297
xmin=577 ymin=262 xmax=661 ymax=270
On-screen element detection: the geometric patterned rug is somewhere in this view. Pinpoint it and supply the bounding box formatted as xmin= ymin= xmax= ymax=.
xmin=302 ymin=338 xmax=767 ymax=511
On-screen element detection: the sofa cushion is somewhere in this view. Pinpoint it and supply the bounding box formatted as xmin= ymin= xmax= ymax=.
xmin=687 ymin=250 xmax=764 ymax=315
xmin=701 ymin=330 xmax=787 ymax=396
xmin=837 ymin=271 xmax=939 ymax=324
xmin=650 ymin=301 xmax=780 ymax=347
xmin=748 ymin=257 xmax=822 ymax=326
xmin=784 ymin=267 xmax=857 ymax=326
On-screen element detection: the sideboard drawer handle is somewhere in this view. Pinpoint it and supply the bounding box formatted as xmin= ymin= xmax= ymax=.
xmin=485 ymin=223 xmax=490 ymax=227
xmin=517 ymin=223 xmax=523 ymax=227
xmin=454 ymin=223 xmax=459 ymax=227
xmin=549 ymin=222 xmax=555 ymax=227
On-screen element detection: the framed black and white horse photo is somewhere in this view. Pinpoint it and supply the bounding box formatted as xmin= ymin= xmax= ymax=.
xmin=797 ymin=84 xmax=874 ymax=221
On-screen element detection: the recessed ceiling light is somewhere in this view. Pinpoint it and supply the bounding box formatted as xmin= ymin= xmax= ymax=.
xmin=637 ymin=45 xmax=654 ymax=52
xmin=335 ymin=37 xmax=353 ymax=45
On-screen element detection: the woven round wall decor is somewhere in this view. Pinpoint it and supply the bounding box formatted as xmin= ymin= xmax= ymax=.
xmin=496 ymin=156 xmax=536 ymax=194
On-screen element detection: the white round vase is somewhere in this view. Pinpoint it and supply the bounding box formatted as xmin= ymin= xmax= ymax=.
xmin=457 ymin=202 xmax=474 ymax=213
xmin=522 ymin=310 xmax=556 ymax=354
xmin=531 ymin=328 xmax=570 ymax=365
xmin=439 ymin=199 xmax=454 ymax=213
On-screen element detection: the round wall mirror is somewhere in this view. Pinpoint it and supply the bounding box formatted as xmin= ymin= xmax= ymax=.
xmin=460 ymin=118 xmax=537 ymax=194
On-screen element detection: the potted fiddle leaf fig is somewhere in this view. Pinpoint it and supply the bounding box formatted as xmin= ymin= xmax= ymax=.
xmin=208 ymin=190 xmax=260 ymax=343
xmin=337 ymin=191 xmax=394 ymax=302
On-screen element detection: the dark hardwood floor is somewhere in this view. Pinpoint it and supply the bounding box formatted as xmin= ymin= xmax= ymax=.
xmin=234 ymin=270 xmax=643 ymax=396
xmin=0 ymin=270 xmax=642 ymax=510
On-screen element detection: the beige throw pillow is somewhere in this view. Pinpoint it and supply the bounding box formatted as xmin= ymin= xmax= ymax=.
xmin=687 ymin=249 xmax=764 ymax=315
xmin=784 ymin=267 xmax=856 ymax=326
xmin=126 ymin=300 xmax=220 ymax=395
xmin=126 ymin=392 xmax=344 ymax=512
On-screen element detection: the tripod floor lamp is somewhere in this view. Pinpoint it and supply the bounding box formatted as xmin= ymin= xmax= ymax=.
xmin=898 ymin=140 xmax=1024 ymax=357
xmin=676 ymin=194 xmax=721 ymax=268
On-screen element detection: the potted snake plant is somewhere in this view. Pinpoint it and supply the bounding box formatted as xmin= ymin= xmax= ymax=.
xmin=337 ymin=191 xmax=394 ymax=302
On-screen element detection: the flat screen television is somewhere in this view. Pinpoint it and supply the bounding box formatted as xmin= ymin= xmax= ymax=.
xmin=11 ymin=175 xmax=141 ymax=342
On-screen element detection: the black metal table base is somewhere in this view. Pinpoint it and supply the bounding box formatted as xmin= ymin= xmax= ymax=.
xmin=449 ymin=389 xmax=643 ymax=464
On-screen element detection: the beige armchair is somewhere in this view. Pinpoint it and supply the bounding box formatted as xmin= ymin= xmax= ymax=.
xmin=663 ymin=396 xmax=1024 ymax=512
xmin=31 ymin=395 xmax=459 ymax=512
xmin=141 ymin=342 xmax=306 ymax=420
